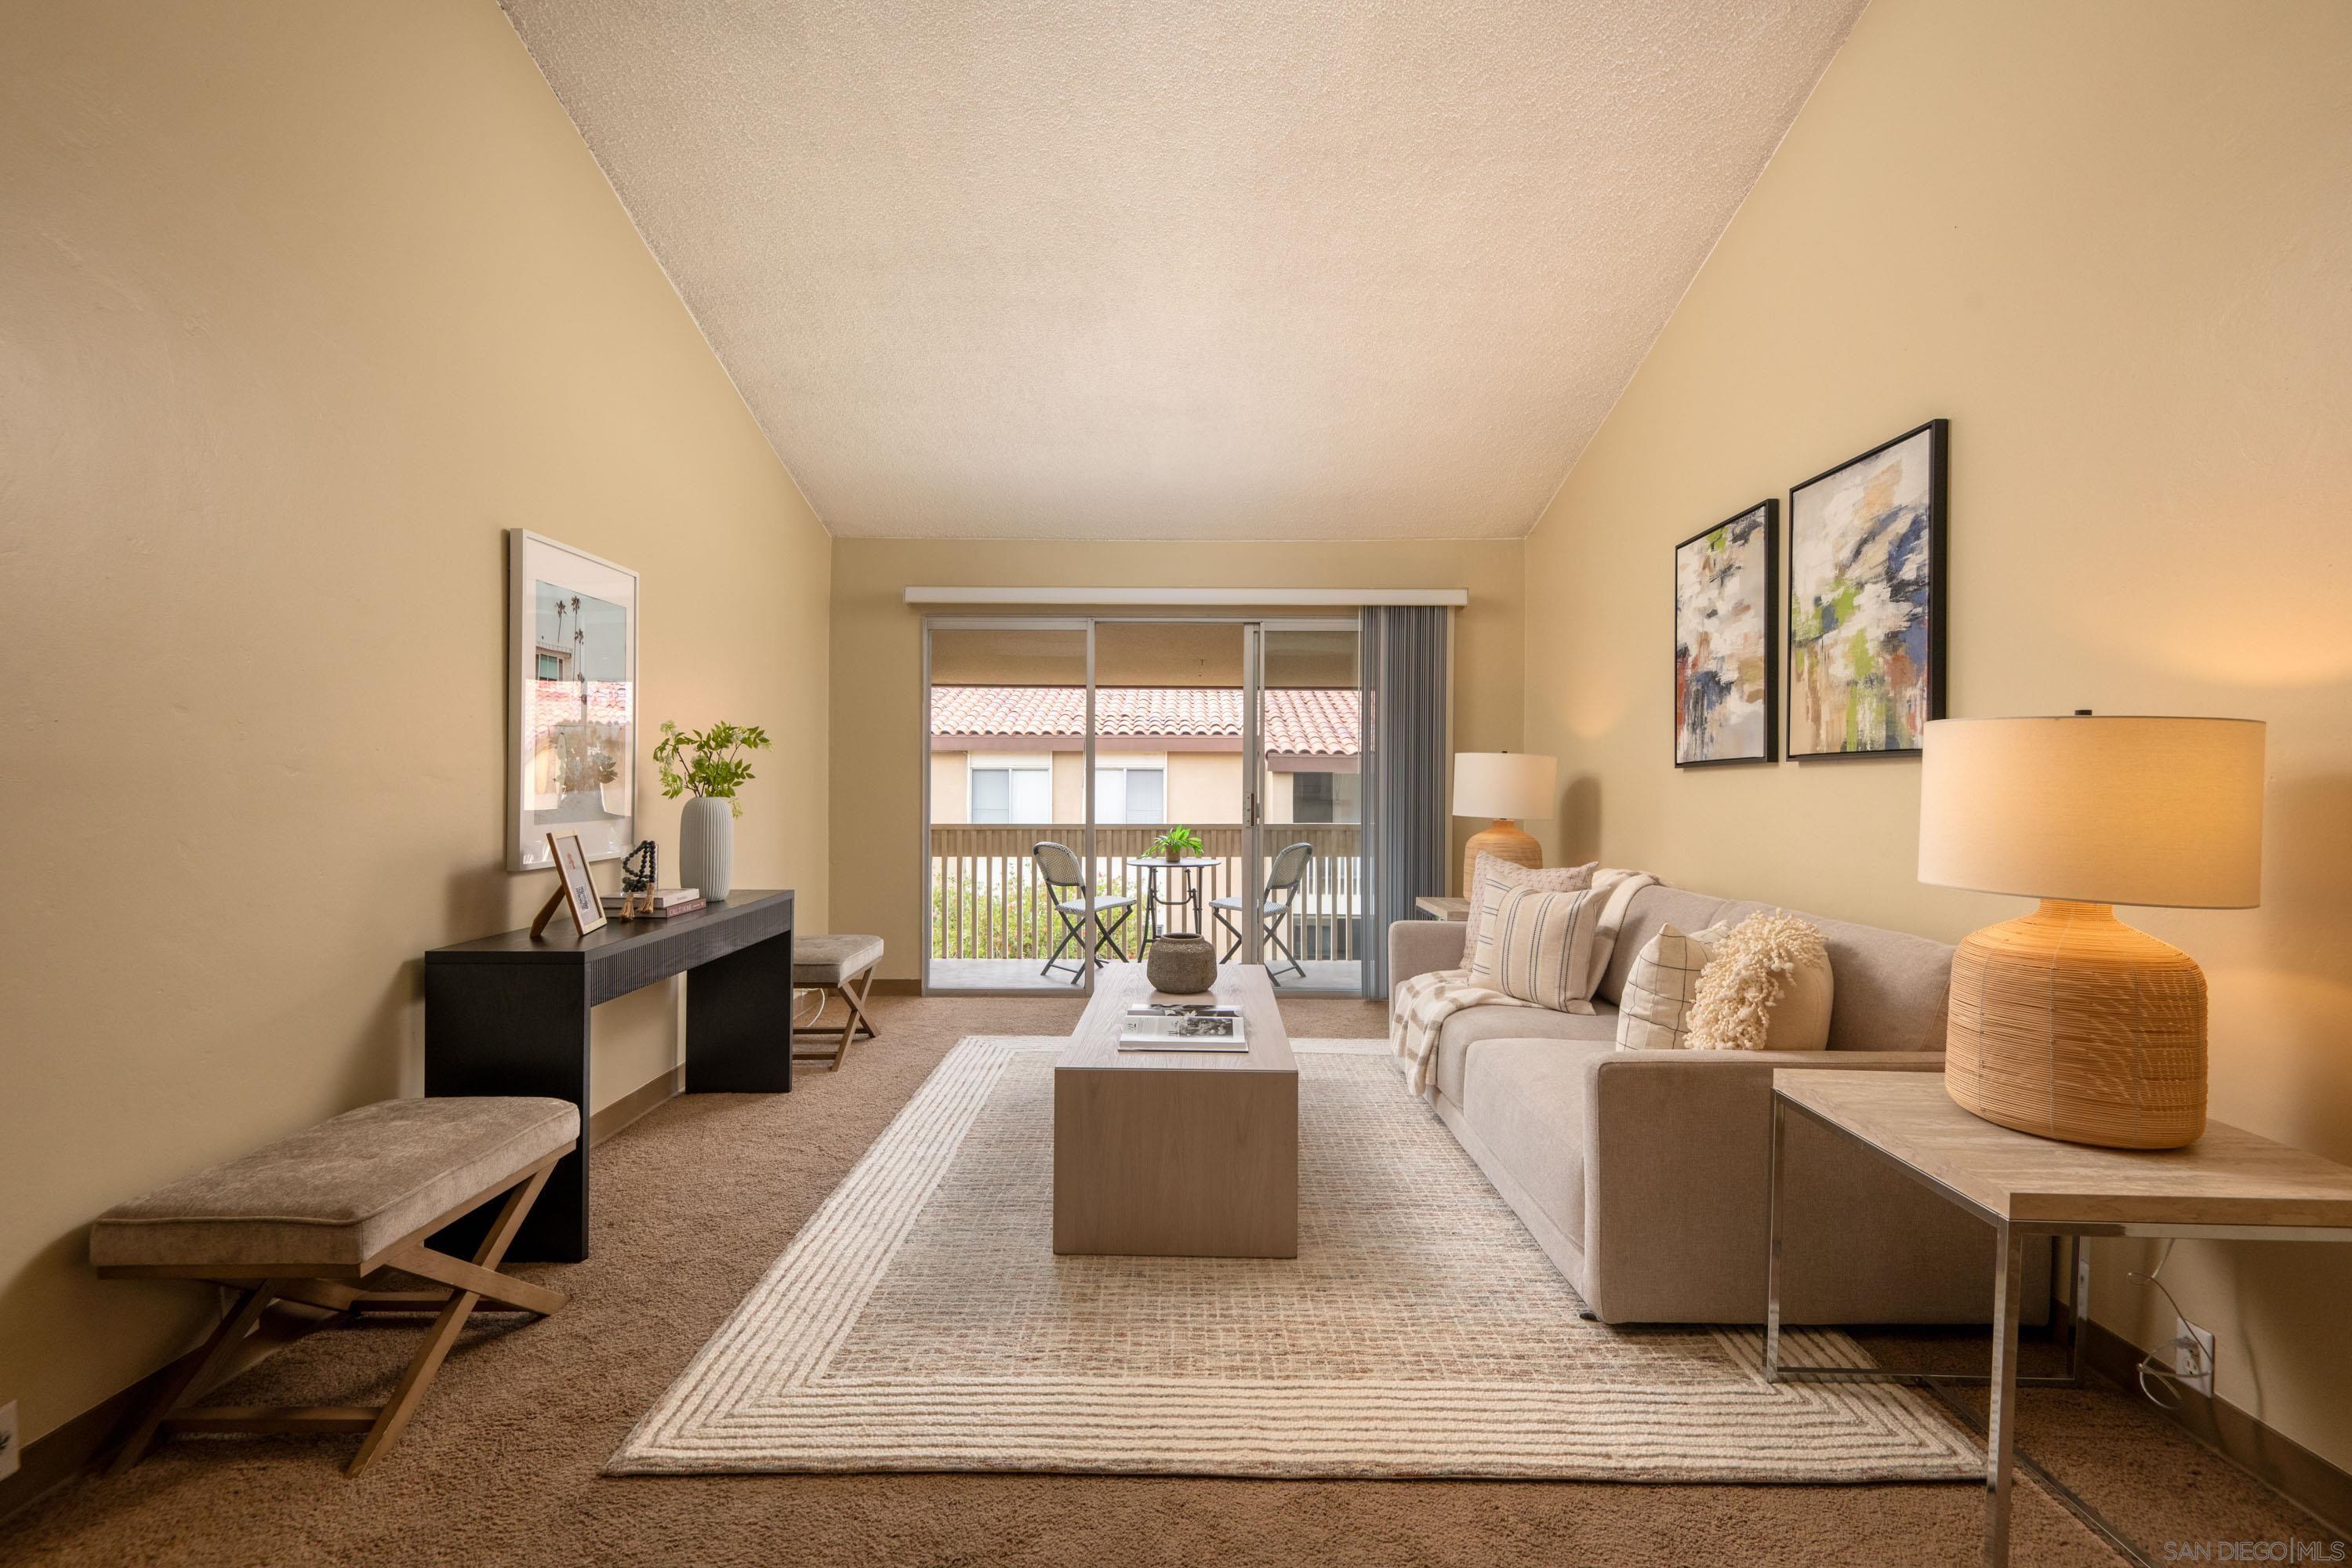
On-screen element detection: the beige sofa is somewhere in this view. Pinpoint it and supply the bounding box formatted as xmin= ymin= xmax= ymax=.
xmin=1390 ymin=884 xmax=2048 ymax=1325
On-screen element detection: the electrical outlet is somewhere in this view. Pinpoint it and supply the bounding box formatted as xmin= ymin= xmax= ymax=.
xmin=2174 ymin=1317 xmax=2216 ymax=1399
xmin=0 ymin=1399 xmax=18 ymax=1482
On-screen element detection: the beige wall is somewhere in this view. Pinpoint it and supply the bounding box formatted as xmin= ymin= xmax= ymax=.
xmin=835 ymin=539 xmax=1525 ymax=978
xmin=1522 ymin=0 xmax=2352 ymax=1469
xmin=0 ymin=1 xmax=830 ymax=1446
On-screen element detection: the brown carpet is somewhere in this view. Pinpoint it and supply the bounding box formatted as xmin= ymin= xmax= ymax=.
xmin=1 ymin=993 xmax=2336 ymax=1567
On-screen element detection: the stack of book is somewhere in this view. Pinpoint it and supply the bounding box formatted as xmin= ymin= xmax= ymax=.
xmin=1117 ymin=1002 xmax=1248 ymax=1051
xmin=601 ymin=887 xmax=706 ymax=920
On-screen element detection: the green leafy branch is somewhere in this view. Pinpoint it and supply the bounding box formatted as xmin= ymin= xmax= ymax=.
xmin=653 ymin=720 xmax=772 ymax=818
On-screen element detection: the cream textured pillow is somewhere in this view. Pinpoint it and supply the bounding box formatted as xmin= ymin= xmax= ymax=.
xmin=1684 ymin=912 xmax=1835 ymax=1052
xmin=1464 ymin=857 xmax=1599 ymax=976
xmin=1613 ymin=922 xmax=1730 ymax=1051
xmin=1469 ymin=883 xmax=1614 ymax=1014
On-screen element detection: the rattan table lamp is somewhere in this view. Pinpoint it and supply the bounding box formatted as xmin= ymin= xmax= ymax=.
xmin=1452 ymin=752 xmax=1557 ymax=896
xmin=1918 ymin=713 xmax=2266 ymax=1149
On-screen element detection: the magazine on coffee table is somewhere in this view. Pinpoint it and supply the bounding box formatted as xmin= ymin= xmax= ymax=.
xmin=1118 ymin=1003 xmax=1249 ymax=1051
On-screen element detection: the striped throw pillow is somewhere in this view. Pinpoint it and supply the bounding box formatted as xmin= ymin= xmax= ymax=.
xmin=1469 ymin=883 xmax=1613 ymax=1014
xmin=1613 ymin=922 xmax=1730 ymax=1050
xmin=1464 ymin=857 xmax=1599 ymax=978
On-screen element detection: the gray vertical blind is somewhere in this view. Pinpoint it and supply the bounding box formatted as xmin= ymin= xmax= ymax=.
xmin=1359 ymin=606 xmax=1450 ymax=998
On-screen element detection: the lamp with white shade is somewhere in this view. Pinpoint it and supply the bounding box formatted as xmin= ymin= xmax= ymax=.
xmin=1918 ymin=713 xmax=2266 ymax=1149
xmin=1451 ymin=752 xmax=1557 ymax=897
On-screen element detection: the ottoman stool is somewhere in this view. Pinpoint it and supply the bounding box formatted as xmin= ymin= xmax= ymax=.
xmin=792 ymin=934 xmax=884 ymax=1069
xmin=91 ymin=1095 xmax=579 ymax=1475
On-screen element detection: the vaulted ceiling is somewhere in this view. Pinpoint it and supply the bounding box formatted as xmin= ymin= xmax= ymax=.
xmin=500 ymin=1 xmax=1864 ymax=540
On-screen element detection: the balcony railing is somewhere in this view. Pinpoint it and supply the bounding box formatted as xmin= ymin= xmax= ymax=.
xmin=928 ymin=822 xmax=1365 ymax=964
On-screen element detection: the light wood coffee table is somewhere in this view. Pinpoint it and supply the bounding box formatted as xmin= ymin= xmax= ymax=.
xmin=1053 ymin=964 xmax=1298 ymax=1258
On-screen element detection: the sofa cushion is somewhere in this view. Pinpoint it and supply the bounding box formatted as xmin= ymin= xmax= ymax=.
xmin=1471 ymin=884 xmax=1617 ymax=1013
xmin=1614 ymin=921 xmax=1730 ymax=1050
xmin=1589 ymin=884 xmax=1955 ymax=1051
xmin=1684 ymin=911 xmax=1835 ymax=1051
xmin=1465 ymin=862 xmax=1600 ymax=981
xmin=1595 ymin=887 xmax=1735 ymax=1006
xmin=1432 ymin=1003 xmax=1618 ymax=1105
xmin=1712 ymin=899 xmax=1954 ymax=1051
xmin=1457 ymin=1036 xmax=1617 ymax=1248
xmin=1465 ymin=855 xmax=1597 ymax=941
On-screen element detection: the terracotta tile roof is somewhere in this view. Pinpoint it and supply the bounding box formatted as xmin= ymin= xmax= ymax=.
xmin=931 ymin=686 xmax=1358 ymax=756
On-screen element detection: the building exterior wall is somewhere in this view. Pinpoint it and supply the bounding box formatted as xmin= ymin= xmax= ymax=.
xmin=929 ymin=750 xmax=969 ymax=824
xmin=1167 ymin=752 xmax=1243 ymax=826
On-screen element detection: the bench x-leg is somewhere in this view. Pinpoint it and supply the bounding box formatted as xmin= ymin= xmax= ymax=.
xmin=793 ymin=964 xmax=880 ymax=1069
xmin=110 ymin=1155 xmax=567 ymax=1476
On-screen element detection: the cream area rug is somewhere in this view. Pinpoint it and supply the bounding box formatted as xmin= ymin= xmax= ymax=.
xmin=611 ymin=1038 xmax=1979 ymax=1482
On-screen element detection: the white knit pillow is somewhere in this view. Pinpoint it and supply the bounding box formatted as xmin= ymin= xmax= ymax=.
xmin=1613 ymin=922 xmax=1730 ymax=1051
xmin=1464 ymin=857 xmax=1599 ymax=977
xmin=1683 ymin=912 xmax=1835 ymax=1052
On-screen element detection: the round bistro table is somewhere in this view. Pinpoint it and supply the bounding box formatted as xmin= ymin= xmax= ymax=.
xmin=1123 ymin=856 xmax=1222 ymax=949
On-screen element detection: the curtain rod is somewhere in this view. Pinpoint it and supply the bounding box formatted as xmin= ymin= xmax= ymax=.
xmin=901 ymin=586 xmax=1468 ymax=607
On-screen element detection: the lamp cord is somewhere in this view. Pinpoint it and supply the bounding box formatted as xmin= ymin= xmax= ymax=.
xmin=2126 ymin=1241 xmax=2205 ymax=1410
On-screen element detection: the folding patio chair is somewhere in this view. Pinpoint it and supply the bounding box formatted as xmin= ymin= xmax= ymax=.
xmin=1211 ymin=840 xmax=1312 ymax=984
xmin=1034 ymin=840 xmax=1136 ymax=983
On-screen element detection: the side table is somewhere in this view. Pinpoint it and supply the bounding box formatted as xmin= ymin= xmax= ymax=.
xmin=1766 ymin=1070 xmax=2352 ymax=1567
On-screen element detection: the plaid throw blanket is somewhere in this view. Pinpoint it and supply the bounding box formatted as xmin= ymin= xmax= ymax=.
xmin=1389 ymin=969 xmax=1537 ymax=1097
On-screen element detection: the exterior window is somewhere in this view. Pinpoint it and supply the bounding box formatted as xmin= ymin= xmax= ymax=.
xmin=1291 ymin=770 xmax=1359 ymax=824
xmin=971 ymin=765 xmax=1050 ymax=823
xmin=1094 ymin=766 xmax=1166 ymax=824
xmin=536 ymin=652 xmax=564 ymax=681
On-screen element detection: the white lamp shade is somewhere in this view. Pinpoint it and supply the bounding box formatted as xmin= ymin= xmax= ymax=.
xmin=1918 ymin=716 xmax=2264 ymax=909
xmin=1452 ymin=752 xmax=1556 ymax=822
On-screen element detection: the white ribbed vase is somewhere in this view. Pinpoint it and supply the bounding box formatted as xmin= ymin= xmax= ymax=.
xmin=680 ymin=796 xmax=735 ymax=902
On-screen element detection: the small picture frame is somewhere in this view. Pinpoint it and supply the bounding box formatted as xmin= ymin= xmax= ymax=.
xmin=534 ymin=830 xmax=608 ymax=939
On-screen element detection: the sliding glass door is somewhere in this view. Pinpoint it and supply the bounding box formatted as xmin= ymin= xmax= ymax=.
xmin=924 ymin=620 xmax=1094 ymax=993
xmin=922 ymin=615 xmax=1364 ymax=997
xmin=1249 ymin=622 xmax=1364 ymax=995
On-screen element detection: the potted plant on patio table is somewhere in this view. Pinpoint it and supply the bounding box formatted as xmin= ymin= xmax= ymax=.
xmin=1150 ymin=826 xmax=1205 ymax=864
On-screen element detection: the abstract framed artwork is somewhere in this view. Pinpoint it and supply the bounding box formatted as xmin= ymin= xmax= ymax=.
xmin=507 ymin=529 xmax=638 ymax=870
xmin=1787 ymin=419 xmax=1947 ymax=759
xmin=1673 ymin=500 xmax=1778 ymax=766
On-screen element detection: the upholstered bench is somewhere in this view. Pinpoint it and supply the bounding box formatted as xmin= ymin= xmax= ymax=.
xmin=792 ymin=934 xmax=884 ymax=1069
xmin=91 ymin=1095 xmax=579 ymax=1475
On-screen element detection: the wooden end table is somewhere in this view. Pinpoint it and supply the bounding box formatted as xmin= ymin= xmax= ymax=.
xmin=1053 ymin=963 xmax=1298 ymax=1258
xmin=1766 ymin=1069 xmax=2352 ymax=1567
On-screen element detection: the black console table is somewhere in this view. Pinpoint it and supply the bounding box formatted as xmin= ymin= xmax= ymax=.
xmin=425 ymin=888 xmax=794 ymax=1261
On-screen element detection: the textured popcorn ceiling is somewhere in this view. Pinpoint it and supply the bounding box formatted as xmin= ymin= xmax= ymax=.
xmin=499 ymin=1 xmax=1864 ymax=540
